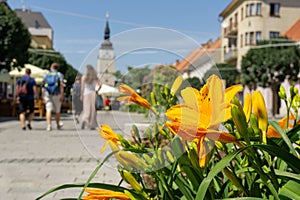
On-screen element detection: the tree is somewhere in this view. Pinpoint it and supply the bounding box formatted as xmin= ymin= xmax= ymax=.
xmin=0 ymin=3 xmax=31 ymax=70
xmin=241 ymin=38 xmax=300 ymax=115
xmin=185 ymin=77 xmax=202 ymax=90
xmin=28 ymin=48 xmax=78 ymax=96
xmin=204 ymin=62 xmax=240 ymax=87
xmin=121 ymin=66 xmax=151 ymax=90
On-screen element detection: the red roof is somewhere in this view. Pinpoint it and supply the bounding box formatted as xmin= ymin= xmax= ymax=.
xmin=284 ymin=18 xmax=300 ymax=41
xmin=176 ymin=38 xmax=221 ymax=73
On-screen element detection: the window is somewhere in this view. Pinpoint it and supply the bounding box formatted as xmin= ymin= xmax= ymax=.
xmin=241 ymin=7 xmax=244 ymax=20
xmin=240 ymin=34 xmax=243 ymax=47
xmin=250 ymin=4 xmax=256 ymax=16
xmin=270 ymin=31 xmax=280 ymax=38
xmin=249 ymin=32 xmax=254 ymax=45
xmin=246 ymin=3 xmax=262 ymax=17
xmin=270 ymin=3 xmax=280 ymax=16
xmin=256 ymin=31 xmax=261 ymax=43
xmin=229 ymin=17 xmax=233 ymax=29
xmin=245 ymin=32 xmax=249 ymax=45
xmin=256 ymin=3 xmax=262 ymax=15
xmin=246 ymin=4 xmax=250 ymax=16
xmin=234 ymin=13 xmax=238 ymax=27
xmin=35 ymin=20 xmax=40 ymax=28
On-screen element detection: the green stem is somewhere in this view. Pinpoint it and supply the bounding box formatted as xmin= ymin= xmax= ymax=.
xmin=247 ymin=147 xmax=280 ymax=200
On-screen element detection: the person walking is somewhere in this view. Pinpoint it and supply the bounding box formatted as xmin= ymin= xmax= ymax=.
xmin=81 ymin=65 xmax=102 ymax=130
xmin=42 ymin=62 xmax=64 ymax=131
xmin=72 ymin=75 xmax=83 ymax=124
xmin=104 ymin=96 xmax=111 ymax=111
xmin=16 ymin=68 xmax=37 ymax=130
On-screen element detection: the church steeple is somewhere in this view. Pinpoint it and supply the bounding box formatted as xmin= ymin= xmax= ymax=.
xmin=104 ymin=12 xmax=110 ymax=40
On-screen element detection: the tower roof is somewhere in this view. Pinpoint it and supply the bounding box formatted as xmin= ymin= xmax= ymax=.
xmin=101 ymin=12 xmax=113 ymax=49
xmin=104 ymin=12 xmax=110 ymax=40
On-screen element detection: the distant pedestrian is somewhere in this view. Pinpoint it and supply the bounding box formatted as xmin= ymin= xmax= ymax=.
xmin=72 ymin=75 xmax=83 ymax=124
xmin=42 ymin=62 xmax=64 ymax=131
xmin=104 ymin=96 xmax=111 ymax=111
xmin=16 ymin=68 xmax=37 ymax=130
xmin=81 ymin=65 xmax=102 ymax=130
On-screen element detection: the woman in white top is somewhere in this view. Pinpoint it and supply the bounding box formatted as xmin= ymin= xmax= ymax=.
xmin=80 ymin=65 xmax=102 ymax=130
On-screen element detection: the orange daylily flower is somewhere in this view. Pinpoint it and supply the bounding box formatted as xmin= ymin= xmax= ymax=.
xmin=83 ymin=188 xmax=131 ymax=200
xmin=98 ymin=124 xmax=120 ymax=153
xmin=267 ymin=113 xmax=296 ymax=138
xmin=165 ymin=74 xmax=242 ymax=168
xmin=117 ymin=83 xmax=151 ymax=109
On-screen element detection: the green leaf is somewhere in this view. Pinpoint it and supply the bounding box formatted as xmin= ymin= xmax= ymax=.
xmin=35 ymin=183 xmax=129 ymax=200
xmin=77 ymin=150 xmax=119 ymax=199
xmin=174 ymin=174 xmax=195 ymax=200
xmin=269 ymin=121 xmax=297 ymax=156
xmin=195 ymin=144 xmax=300 ymax=199
xmin=279 ymin=180 xmax=300 ymax=199
xmin=195 ymin=147 xmax=246 ymax=200
xmin=275 ymin=169 xmax=300 ymax=182
xmin=216 ymin=198 xmax=264 ymax=200
xmin=253 ymin=144 xmax=300 ymax=174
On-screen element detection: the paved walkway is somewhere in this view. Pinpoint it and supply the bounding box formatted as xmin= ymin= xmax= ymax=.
xmin=0 ymin=110 xmax=151 ymax=200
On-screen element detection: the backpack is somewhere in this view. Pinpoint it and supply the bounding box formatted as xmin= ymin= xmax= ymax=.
xmin=17 ymin=77 xmax=30 ymax=98
xmin=44 ymin=71 xmax=60 ymax=95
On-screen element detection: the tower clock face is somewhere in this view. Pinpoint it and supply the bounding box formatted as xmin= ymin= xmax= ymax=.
xmin=100 ymin=50 xmax=113 ymax=59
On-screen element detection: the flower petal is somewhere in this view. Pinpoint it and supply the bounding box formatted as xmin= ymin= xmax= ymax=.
xmin=119 ymin=83 xmax=135 ymax=95
xmin=252 ymin=91 xmax=268 ymax=132
xmin=205 ymin=130 xmax=236 ymax=143
xmin=243 ymin=93 xmax=252 ymax=122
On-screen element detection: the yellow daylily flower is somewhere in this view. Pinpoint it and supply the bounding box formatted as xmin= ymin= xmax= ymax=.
xmin=83 ymin=188 xmax=131 ymax=200
xmin=243 ymin=93 xmax=252 ymax=122
xmin=165 ymin=74 xmax=242 ymax=168
xmin=98 ymin=124 xmax=120 ymax=153
xmin=252 ymin=91 xmax=268 ymax=143
xmin=252 ymin=91 xmax=268 ymax=132
xmin=117 ymin=83 xmax=151 ymax=109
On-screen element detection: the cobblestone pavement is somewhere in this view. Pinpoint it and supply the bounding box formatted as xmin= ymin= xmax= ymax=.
xmin=0 ymin=110 xmax=151 ymax=200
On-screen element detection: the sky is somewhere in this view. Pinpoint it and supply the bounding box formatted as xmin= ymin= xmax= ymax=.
xmin=7 ymin=0 xmax=233 ymax=73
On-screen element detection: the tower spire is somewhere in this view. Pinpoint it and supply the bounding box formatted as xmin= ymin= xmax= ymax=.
xmin=104 ymin=12 xmax=110 ymax=40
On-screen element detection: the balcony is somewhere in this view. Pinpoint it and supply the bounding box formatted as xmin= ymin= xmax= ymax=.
xmin=224 ymin=22 xmax=238 ymax=37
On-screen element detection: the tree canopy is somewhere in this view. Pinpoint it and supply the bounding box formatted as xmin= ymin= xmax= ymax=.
xmin=204 ymin=62 xmax=240 ymax=87
xmin=28 ymin=48 xmax=78 ymax=96
xmin=241 ymin=37 xmax=300 ymax=115
xmin=0 ymin=4 xmax=31 ymax=70
xmin=241 ymin=38 xmax=300 ymax=88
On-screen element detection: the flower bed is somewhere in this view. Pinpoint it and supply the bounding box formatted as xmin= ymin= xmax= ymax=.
xmin=37 ymin=75 xmax=300 ymax=200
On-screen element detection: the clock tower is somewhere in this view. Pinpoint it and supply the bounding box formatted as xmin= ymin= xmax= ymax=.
xmin=98 ymin=12 xmax=115 ymax=86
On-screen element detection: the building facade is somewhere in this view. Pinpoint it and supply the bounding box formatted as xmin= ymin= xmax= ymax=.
xmin=15 ymin=9 xmax=53 ymax=49
xmin=219 ymin=0 xmax=300 ymax=69
xmin=97 ymin=13 xmax=115 ymax=86
xmin=218 ymin=0 xmax=300 ymax=116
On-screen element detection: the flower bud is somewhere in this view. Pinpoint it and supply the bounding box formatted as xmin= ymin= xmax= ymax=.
xmin=170 ymin=76 xmax=183 ymax=96
xmin=278 ymin=85 xmax=287 ymax=100
xmin=243 ymin=93 xmax=252 ymax=122
xmin=252 ymin=91 xmax=268 ymax=144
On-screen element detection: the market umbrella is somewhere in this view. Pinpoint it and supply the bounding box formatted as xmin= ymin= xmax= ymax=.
xmin=97 ymin=84 xmax=120 ymax=96
xmin=9 ymin=64 xmax=48 ymax=84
